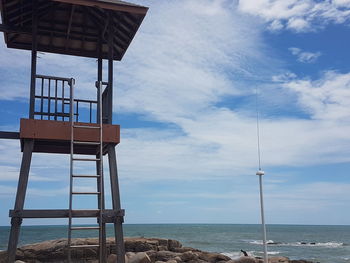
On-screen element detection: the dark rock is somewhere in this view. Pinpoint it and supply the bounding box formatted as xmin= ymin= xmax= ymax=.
xmin=231 ymin=257 xmax=257 ymax=263
xmin=198 ymin=252 xmax=231 ymax=263
xmin=155 ymin=251 xmax=181 ymax=262
xmin=129 ymin=252 xmax=152 ymax=263
xmin=269 ymin=257 xmax=289 ymax=263
xmin=168 ymin=240 xmax=182 ymax=251
xmin=180 ymin=251 xmax=199 ymax=261
xmin=290 ymin=260 xmax=315 ymax=263
xmin=188 ymin=260 xmax=209 ymax=263
xmin=158 ymin=246 xmax=168 ymax=251
xmin=173 ymin=247 xmax=200 ymax=253
xmin=107 ymin=254 xmax=118 ymax=263
xmin=145 ymin=250 xmax=157 ymax=263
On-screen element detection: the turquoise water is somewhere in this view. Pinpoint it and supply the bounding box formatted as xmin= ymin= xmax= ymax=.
xmin=1 ymin=224 xmax=350 ymax=262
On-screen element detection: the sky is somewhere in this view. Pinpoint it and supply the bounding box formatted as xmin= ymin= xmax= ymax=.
xmin=1 ymin=0 xmax=350 ymax=226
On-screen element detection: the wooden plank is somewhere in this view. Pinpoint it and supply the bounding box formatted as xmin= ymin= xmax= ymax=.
xmin=0 ymin=131 xmax=20 ymax=139
xmin=20 ymin=119 xmax=120 ymax=144
xmin=29 ymin=0 xmax=38 ymax=119
xmin=8 ymin=139 xmax=34 ymax=263
xmin=52 ymin=0 xmax=148 ymax=15
xmin=107 ymin=10 xmax=113 ymax=124
xmin=9 ymin=209 xmax=121 ymax=218
xmin=107 ymin=145 xmax=126 ymax=263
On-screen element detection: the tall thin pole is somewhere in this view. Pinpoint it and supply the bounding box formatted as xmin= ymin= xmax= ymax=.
xmin=257 ymin=170 xmax=268 ymax=263
xmin=255 ymin=88 xmax=268 ymax=263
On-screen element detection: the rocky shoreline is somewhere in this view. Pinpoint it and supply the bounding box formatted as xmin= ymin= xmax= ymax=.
xmin=0 ymin=237 xmax=316 ymax=263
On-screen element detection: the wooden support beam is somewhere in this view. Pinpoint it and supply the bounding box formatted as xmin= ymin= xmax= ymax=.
xmin=65 ymin=5 xmax=75 ymax=50
xmin=52 ymin=0 xmax=148 ymax=15
xmin=0 ymin=131 xmax=20 ymax=139
xmin=7 ymin=139 xmax=34 ymax=263
xmin=9 ymin=209 xmax=124 ymax=218
xmin=108 ymin=145 xmax=125 ymax=263
xmin=0 ymin=24 xmax=28 ymax=33
xmin=107 ymin=10 xmax=114 ymax=124
xmin=29 ymin=0 xmax=38 ymax=119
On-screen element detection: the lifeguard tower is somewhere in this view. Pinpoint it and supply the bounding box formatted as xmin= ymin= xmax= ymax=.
xmin=0 ymin=0 xmax=148 ymax=262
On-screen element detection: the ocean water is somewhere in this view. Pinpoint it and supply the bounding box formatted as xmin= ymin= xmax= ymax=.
xmin=0 ymin=224 xmax=350 ymax=263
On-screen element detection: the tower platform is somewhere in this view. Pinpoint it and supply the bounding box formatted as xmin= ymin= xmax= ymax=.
xmin=20 ymin=118 xmax=120 ymax=155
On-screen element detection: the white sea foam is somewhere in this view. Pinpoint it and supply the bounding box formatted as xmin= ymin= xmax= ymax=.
xmin=249 ymin=240 xmax=275 ymax=245
xmin=267 ymin=251 xmax=280 ymax=255
xmin=248 ymin=239 xmax=345 ymax=248
xmin=222 ymin=251 xmax=259 ymax=259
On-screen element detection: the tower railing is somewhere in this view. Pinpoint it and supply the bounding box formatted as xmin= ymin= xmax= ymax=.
xmin=33 ymin=74 xmax=98 ymax=123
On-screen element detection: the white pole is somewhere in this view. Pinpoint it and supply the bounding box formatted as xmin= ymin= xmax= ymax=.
xmin=255 ymin=87 xmax=268 ymax=262
xmin=257 ymin=170 xmax=268 ymax=263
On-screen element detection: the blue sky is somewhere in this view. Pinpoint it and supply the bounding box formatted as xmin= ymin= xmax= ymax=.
xmin=1 ymin=0 xmax=350 ymax=226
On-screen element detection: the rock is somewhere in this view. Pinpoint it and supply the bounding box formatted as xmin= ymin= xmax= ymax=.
xmin=155 ymin=251 xmax=181 ymax=262
xmin=128 ymin=252 xmax=152 ymax=263
xmin=158 ymin=239 xmax=169 ymax=247
xmin=0 ymin=237 xmax=316 ymax=263
xmin=180 ymin=251 xmax=199 ymax=261
xmin=107 ymin=253 xmax=129 ymax=263
xmin=168 ymin=240 xmax=182 ymax=251
xmin=198 ymin=252 xmax=231 ymax=263
xmin=173 ymin=247 xmax=200 ymax=253
xmin=269 ymin=256 xmax=289 ymax=263
xmin=126 ymin=240 xmax=157 ymax=252
xmin=127 ymin=252 xmax=136 ymax=259
xmin=174 ymin=256 xmax=182 ymax=262
xmin=290 ymin=260 xmax=315 ymax=263
xmin=158 ymin=246 xmax=168 ymax=251
xmin=107 ymin=254 xmax=118 ymax=263
xmin=231 ymin=257 xmax=258 ymax=263
xmin=188 ymin=260 xmax=209 ymax=263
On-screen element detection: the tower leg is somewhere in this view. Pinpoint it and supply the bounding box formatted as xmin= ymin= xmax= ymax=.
xmin=107 ymin=145 xmax=125 ymax=263
xmin=96 ymin=156 xmax=107 ymax=262
xmin=7 ymin=140 xmax=34 ymax=263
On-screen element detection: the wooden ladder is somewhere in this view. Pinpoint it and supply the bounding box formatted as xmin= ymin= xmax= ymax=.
xmin=67 ymin=80 xmax=106 ymax=262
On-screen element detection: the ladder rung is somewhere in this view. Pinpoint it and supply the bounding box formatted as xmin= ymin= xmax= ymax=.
xmin=73 ymin=125 xmax=100 ymax=129
xmin=70 ymin=226 xmax=100 ymax=230
xmin=70 ymin=244 xmax=100 ymax=248
xmin=72 ymin=192 xmax=101 ymax=195
xmin=73 ymin=141 xmax=100 ymax=145
xmin=72 ymin=175 xmax=100 ymax=178
xmin=72 ymin=158 xmax=100 ymax=161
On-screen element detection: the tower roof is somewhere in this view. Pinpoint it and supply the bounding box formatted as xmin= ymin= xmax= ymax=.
xmin=0 ymin=0 xmax=148 ymax=60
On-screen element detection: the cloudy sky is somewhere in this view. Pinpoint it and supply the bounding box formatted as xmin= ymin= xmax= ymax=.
xmin=1 ymin=0 xmax=350 ymax=226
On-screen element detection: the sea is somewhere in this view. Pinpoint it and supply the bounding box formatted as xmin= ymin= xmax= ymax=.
xmin=0 ymin=224 xmax=350 ymax=263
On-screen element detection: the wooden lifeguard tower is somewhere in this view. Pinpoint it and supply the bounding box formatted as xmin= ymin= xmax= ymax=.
xmin=0 ymin=0 xmax=148 ymax=262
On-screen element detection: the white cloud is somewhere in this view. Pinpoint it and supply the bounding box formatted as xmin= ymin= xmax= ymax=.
xmin=289 ymin=47 xmax=321 ymax=63
xmin=280 ymin=71 xmax=350 ymax=120
xmin=115 ymin=0 xmax=273 ymax=123
xmin=238 ymin=0 xmax=350 ymax=32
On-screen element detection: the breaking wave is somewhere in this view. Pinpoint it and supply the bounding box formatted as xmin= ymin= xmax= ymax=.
xmin=248 ymin=240 xmax=346 ymax=248
xmin=222 ymin=250 xmax=280 ymax=259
